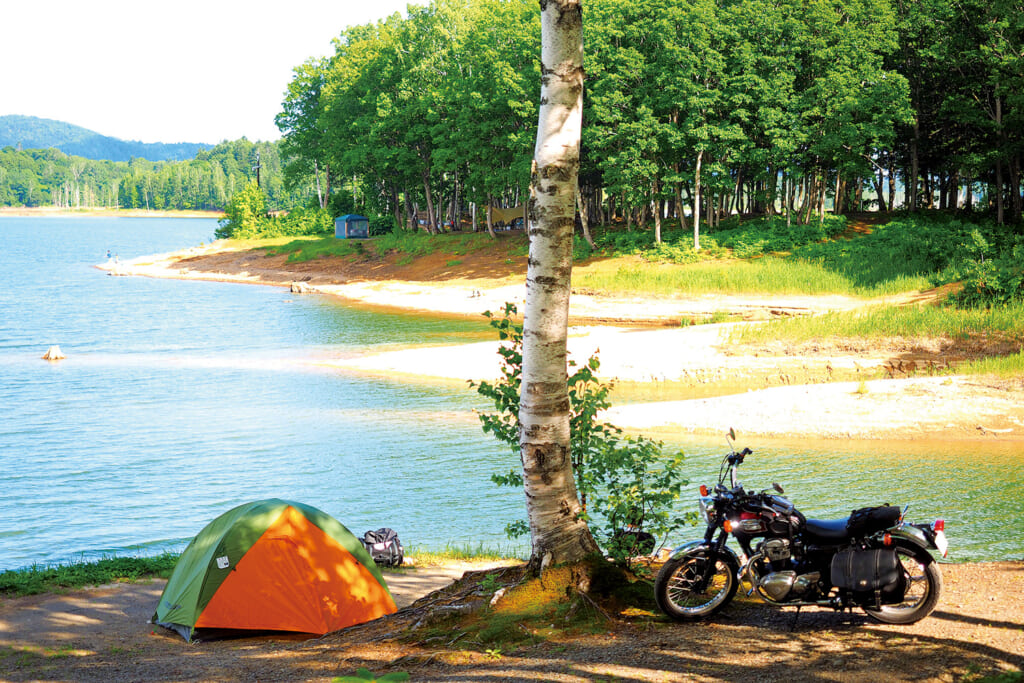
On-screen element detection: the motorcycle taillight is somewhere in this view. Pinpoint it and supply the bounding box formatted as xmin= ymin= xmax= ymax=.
xmin=934 ymin=519 xmax=945 ymax=532
xmin=700 ymin=484 xmax=709 ymax=496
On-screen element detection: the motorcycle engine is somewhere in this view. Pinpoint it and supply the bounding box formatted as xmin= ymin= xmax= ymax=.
xmin=755 ymin=539 xmax=821 ymax=602
xmin=759 ymin=570 xmax=822 ymax=602
xmin=763 ymin=538 xmax=792 ymax=569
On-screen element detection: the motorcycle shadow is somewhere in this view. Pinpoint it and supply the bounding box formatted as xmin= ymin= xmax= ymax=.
xmin=713 ymin=595 xmax=875 ymax=631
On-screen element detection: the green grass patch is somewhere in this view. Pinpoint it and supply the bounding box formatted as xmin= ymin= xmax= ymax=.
xmin=959 ymin=349 xmax=1024 ymax=376
xmin=729 ymin=302 xmax=1024 ymax=345
xmin=0 ymin=554 xmax=180 ymax=597
xmin=574 ymin=214 xmax=1012 ymax=299
xmin=259 ymin=230 xmax=502 ymax=264
xmin=576 ymin=257 xmax=893 ymax=297
xmin=260 ymin=236 xmax=363 ymax=262
xmin=406 ymin=542 xmax=526 ymax=566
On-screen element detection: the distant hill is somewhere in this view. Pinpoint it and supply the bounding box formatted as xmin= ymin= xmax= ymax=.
xmin=0 ymin=115 xmax=208 ymax=162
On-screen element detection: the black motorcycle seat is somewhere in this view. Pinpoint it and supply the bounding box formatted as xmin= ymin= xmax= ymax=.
xmin=804 ymin=517 xmax=850 ymax=542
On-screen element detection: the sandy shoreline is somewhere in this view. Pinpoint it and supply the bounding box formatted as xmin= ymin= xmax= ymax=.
xmin=96 ymin=242 xmax=1024 ymax=442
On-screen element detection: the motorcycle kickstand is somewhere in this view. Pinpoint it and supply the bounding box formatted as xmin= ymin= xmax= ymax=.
xmin=788 ymin=606 xmax=802 ymax=631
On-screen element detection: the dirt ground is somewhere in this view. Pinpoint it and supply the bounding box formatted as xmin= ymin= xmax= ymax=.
xmin=97 ymin=236 xmax=1024 ymax=442
xmin=1 ymin=560 xmax=1021 ymax=682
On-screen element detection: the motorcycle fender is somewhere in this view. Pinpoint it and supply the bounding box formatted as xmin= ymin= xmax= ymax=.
xmin=667 ymin=539 xmax=741 ymax=566
xmin=888 ymin=524 xmax=932 ymax=551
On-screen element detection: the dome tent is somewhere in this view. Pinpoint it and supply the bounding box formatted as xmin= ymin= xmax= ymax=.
xmin=153 ymin=499 xmax=396 ymax=641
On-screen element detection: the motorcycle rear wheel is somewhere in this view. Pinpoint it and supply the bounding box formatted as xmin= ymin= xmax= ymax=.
xmin=864 ymin=545 xmax=942 ymax=625
xmin=655 ymin=549 xmax=739 ymax=621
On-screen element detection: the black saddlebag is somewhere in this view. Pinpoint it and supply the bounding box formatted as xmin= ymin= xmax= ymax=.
xmin=846 ymin=505 xmax=901 ymax=538
xmin=830 ymin=548 xmax=906 ymax=603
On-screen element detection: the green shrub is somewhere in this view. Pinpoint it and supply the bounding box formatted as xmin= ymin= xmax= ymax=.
xmin=953 ymin=237 xmax=1024 ymax=308
xmin=469 ymin=304 xmax=689 ymax=564
xmin=216 ymin=183 xmax=334 ymax=240
xmin=216 ymin=181 xmax=268 ymax=239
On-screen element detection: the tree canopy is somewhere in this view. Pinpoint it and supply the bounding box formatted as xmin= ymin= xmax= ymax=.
xmin=274 ymin=0 xmax=1022 ymax=232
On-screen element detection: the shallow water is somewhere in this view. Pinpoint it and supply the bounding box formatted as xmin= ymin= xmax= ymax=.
xmin=0 ymin=216 xmax=1019 ymax=571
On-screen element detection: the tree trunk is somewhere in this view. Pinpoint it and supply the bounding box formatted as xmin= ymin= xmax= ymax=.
xmin=314 ymin=160 xmax=324 ymax=209
xmin=910 ymin=117 xmax=920 ymax=212
xmin=652 ymin=179 xmax=662 ymax=243
xmin=888 ymin=162 xmax=896 ymax=211
xmin=422 ymin=166 xmax=437 ymax=234
xmin=873 ymin=169 xmax=887 ymax=212
xmin=486 ymin=197 xmax=496 ymax=239
xmin=1011 ymin=152 xmax=1022 ymax=224
xmin=693 ymin=149 xmax=704 ymax=250
xmin=323 ymin=163 xmax=332 ymax=209
xmin=405 ymin=191 xmax=415 ymax=231
xmin=834 ymin=173 xmax=842 ymax=215
xmin=674 ymin=182 xmax=688 ymax=231
xmin=521 ymin=0 xmax=598 ymax=571
xmin=995 ymin=95 xmax=1005 ymax=226
xmin=576 ymin=185 xmax=594 ymax=248
xmin=392 ymin=186 xmax=402 ymax=230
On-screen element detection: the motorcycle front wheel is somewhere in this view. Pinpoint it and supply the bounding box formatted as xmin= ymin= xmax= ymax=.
xmin=655 ymin=549 xmax=739 ymax=621
xmin=864 ymin=544 xmax=942 ymax=625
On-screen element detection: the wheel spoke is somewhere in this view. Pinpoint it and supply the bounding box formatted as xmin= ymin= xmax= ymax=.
xmin=666 ymin=558 xmax=732 ymax=613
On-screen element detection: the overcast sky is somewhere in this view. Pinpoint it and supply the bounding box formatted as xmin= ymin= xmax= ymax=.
xmin=0 ymin=0 xmax=413 ymax=144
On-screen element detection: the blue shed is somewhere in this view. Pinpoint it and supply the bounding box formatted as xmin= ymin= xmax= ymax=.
xmin=335 ymin=214 xmax=370 ymax=239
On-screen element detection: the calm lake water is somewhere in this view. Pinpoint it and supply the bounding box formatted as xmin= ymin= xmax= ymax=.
xmin=0 ymin=216 xmax=1020 ymax=571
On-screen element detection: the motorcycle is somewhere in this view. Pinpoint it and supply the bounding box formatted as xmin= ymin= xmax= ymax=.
xmin=654 ymin=432 xmax=948 ymax=625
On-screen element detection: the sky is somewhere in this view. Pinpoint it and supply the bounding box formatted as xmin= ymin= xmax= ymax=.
xmin=0 ymin=0 xmax=412 ymax=144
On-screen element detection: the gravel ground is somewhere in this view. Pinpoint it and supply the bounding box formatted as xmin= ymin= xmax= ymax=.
xmin=1 ymin=560 xmax=1021 ymax=682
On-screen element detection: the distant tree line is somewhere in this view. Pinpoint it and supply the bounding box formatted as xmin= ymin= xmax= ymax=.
xmin=276 ymin=0 xmax=1023 ymax=240
xmin=0 ymin=139 xmax=313 ymax=212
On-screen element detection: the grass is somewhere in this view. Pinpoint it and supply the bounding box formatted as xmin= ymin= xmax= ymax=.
xmin=0 ymin=545 xmax=524 ymax=596
xmin=574 ymin=256 xmax=932 ymax=298
xmin=728 ymin=302 xmax=1024 ymax=345
xmin=959 ymin=349 xmax=1024 ymax=376
xmin=404 ymin=542 xmax=526 ymax=567
xmin=0 ymin=554 xmax=180 ymax=597
xmin=257 ymin=231 xmax=502 ymax=264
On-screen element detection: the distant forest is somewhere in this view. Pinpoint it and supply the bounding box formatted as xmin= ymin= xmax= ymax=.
xmin=0 ymin=139 xmax=310 ymax=211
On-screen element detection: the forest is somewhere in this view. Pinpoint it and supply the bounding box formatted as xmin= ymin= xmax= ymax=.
xmin=274 ymin=0 xmax=1022 ymax=236
xmin=2 ymin=0 xmax=1021 ymax=238
xmin=0 ymin=139 xmax=307 ymax=212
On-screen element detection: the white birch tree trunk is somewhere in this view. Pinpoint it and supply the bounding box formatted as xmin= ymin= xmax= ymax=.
xmin=693 ymin=149 xmax=703 ymax=250
xmin=520 ymin=0 xmax=598 ymax=570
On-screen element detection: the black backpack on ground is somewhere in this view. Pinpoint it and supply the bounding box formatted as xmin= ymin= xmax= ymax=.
xmin=362 ymin=528 xmax=404 ymax=566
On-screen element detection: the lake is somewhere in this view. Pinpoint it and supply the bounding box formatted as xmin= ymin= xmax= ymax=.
xmin=0 ymin=216 xmax=1020 ymax=571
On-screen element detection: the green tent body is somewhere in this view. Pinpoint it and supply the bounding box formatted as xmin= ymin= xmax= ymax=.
xmin=153 ymin=499 xmax=396 ymax=641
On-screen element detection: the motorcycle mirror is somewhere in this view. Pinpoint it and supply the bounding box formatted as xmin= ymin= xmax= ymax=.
xmin=728 ymin=427 xmax=736 ymax=442
xmin=773 ymin=482 xmax=784 ymax=494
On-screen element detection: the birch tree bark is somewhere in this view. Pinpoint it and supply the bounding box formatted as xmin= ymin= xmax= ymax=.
xmin=519 ymin=0 xmax=599 ymax=570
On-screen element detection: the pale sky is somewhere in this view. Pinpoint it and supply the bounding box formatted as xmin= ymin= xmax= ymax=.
xmin=0 ymin=0 xmax=413 ymax=144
